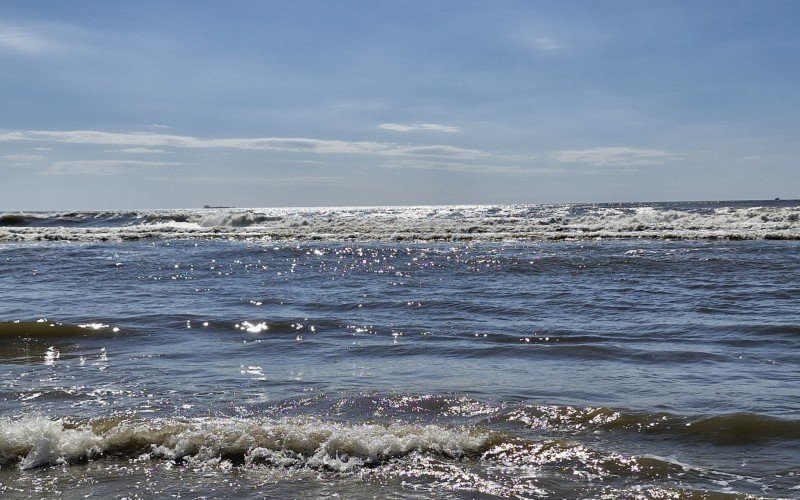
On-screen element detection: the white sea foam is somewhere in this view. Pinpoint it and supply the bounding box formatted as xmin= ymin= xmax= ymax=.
xmin=0 ymin=416 xmax=102 ymax=469
xmin=1 ymin=203 xmax=799 ymax=242
xmin=0 ymin=415 xmax=491 ymax=471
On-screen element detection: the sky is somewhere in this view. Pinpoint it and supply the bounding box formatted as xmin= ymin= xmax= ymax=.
xmin=1 ymin=0 xmax=799 ymax=210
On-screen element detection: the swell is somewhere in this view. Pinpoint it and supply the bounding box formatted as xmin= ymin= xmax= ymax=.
xmin=500 ymin=405 xmax=800 ymax=445
xmin=0 ymin=214 xmax=30 ymax=227
xmin=0 ymin=320 xmax=120 ymax=338
xmin=341 ymin=340 xmax=732 ymax=365
xmin=313 ymin=395 xmax=800 ymax=445
xmin=0 ymin=211 xmax=141 ymax=228
xmin=0 ymin=320 xmax=121 ymax=364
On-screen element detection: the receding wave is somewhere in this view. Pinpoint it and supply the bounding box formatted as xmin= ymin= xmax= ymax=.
xmin=1 ymin=202 xmax=799 ymax=242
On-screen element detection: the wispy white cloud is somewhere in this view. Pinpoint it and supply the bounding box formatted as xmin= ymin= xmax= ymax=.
xmin=0 ymin=25 xmax=60 ymax=54
xmin=45 ymin=160 xmax=184 ymax=175
xmin=205 ymin=136 xmax=483 ymax=158
xmin=530 ymin=37 xmax=560 ymax=50
xmin=1 ymin=154 xmax=45 ymax=167
xmin=554 ymin=147 xmax=673 ymax=167
xmin=0 ymin=131 xmax=29 ymax=141
xmin=388 ymin=145 xmax=483 ymax=158
xmin=0 ymin=22 xmax=90 ymax=56
xmin=498 ymin=153 xmax=540 ymax=162
xmin=383 ymin=159 xmax=562 ymax=175
xmin=7 ymin=129 xmax=486 ymax=159
xmin=167 ymin=175 xmax=345 ymax=185
xmin=3 ymin=129 xmax=679 ymax=175
xmin=25 ymin=130 xmax=206 ymax=148
xmin=379 ymin=123 xmax=461 ymax=133
xmin=512 ymin=32 xmax=562 ymax=52
xmin=116 ymin=147 xmax=168 ymax=154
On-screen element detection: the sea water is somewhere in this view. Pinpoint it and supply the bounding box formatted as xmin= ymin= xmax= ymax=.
xmin=0 ymin=201 xmax=798 ymax=498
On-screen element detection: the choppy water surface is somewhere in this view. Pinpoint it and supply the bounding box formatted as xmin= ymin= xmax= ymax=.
xmin=1 ymin=203 xmax=799 ymax=498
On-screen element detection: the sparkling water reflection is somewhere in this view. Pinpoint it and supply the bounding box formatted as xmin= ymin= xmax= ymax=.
xmin=1 ymin=236 xmax=799 ymax=497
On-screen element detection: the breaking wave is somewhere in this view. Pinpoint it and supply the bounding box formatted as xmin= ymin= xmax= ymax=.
xmin=0 ymin=415 xmax=492 ymax=470
xmin=2 ymin=405 xmax=797 ymax=472
xmin=1 ymin=201 xmax=799 ymax=242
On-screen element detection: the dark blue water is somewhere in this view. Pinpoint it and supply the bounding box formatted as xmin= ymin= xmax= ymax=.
xmin=1 ymin=238 xmax=799 ymax=498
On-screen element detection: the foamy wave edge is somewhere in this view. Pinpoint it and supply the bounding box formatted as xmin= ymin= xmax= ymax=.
xmin=2 ymin=227 xmax=800 ymax=243
xmin=0 ymin=416 xmax=492 ymax=471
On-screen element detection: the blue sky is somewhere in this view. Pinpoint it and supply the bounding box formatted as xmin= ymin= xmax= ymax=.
xmin=1 ymin=0 xmax=798 ymax=209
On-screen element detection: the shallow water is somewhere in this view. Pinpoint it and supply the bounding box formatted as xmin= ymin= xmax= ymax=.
xmin=1 ymin=203 xmax=799 ymax=498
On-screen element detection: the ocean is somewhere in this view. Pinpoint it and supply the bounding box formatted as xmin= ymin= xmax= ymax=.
xmin=1 ymin=200 xmax=798 ymax=498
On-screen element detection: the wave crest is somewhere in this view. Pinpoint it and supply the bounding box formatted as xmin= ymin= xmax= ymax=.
xmin=0 ymin=321 xmax=118 ymax=338
xmin=0 ymin=416 xmax=491 ymax=471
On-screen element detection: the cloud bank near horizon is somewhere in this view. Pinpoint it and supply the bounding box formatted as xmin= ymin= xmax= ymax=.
xmin=0 ymin=128 xmax=679 ymax=176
